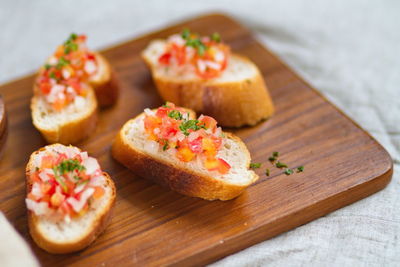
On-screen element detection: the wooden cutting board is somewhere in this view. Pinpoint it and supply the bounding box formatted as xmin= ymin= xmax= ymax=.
xmin=0 ymin=13 xmax=393 ymax=266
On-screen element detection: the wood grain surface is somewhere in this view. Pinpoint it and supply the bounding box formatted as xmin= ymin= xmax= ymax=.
xmin=0 ymin=95 xmax=7 ymax=157
xmin=0 ymin=13 xmax=393 ymax=266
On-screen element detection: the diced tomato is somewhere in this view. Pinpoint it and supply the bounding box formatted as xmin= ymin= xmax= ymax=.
xmin=216 ymin=158 xmax=231 ymax=174
xmin=55 ymin=153 xmax=68 ymax=165
xmin=204 ymin=158 xmax=219 ymax=171
xmin=188 ymin=137 xmax=203 ymax=154
xmin=155 ymin=106 xmax=170 ymax=118
xmin=78 ymin=35 xmax=87 ymax=42
xmin=144 ymin=116 xmax=161 ymax=131
xmin=40 ymin=195 xmax=51 ymax=203
xmin=199 ymin=116 xmax=217 ymax=131
xmin=171 ymin=44 xmax=186 ymax=65
xmin=52 ymin=97 xmax=66 ymax=111
xmin=204 ymin=158 xmax=231 ymax=174
xmin=41 ymin=155 xmax=54 ymax=169
xmin=158 ymin=53 xmax=172 ymax=65
xmin=31 ymin=172 xmax=42 ymax=183
xmin=50 ymin=192 xmax=64 ymax=207
xmin=176 ymin=147 xmax=195 ymax=162
xmin=41 ymin=182 xmax=52 ymax=195
xmin=212 ymin=136 xmax=222 ymax=149
xmin=87 ymin=53 xmax=96 ymax=60
xmin=195 ymin=66 xmax=221 ymax=80
xmin=60 ymin=201 xmax=72 ymax=216
xmin=40 ymin=82 xmax=52 ymax=95
xmin=66 ymin=77 xmax=82 ymax=94
xmin=93 ymin=186 xmax=104 ymax=199
xmin=202 ymin=138 xmax=216 ymax=157
xmin=65 ymin=179 xmax=75 ymax=195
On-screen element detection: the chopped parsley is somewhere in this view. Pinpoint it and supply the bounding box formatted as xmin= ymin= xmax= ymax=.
xmin=297 ymin=166 xmax=304 ymax=172
xmin=179 ymin=119 xmax=205 ymax=136
xmin=211 ymin=32 xmax=221 ymax=43
xmin=44 ymin=63 xmax=52 ymax=70
xmin=181 ymin=28 xmax=190 ymax=39
xmin=181 ymin=29 xmax=207 ymax=56
xmin=49 ymin=71 xmax=58 ymax=80
xmin=249 ymin=162 xmax=261 ymax=169
xmin=64 ymin=33 xmax=79 ymax=54
xmin=54 ymin=159 xmax=86 ymax=175
xmin=284 ymin=169 xmax=293 ymax=175
xmin=56 ymin=56 xmax=70 ymax=69
xmin=163 ymin=142 xmax=169 ymax=151
xmin=275 ymin=161 xmax=288 ymax=168
xmin=168 ymin=110 xmax=183 ymax=120
xmin=268 ymin=156 xmax=277 ymax=162
xmin=265 ymin=168 xmax=270 ymax=176
xmin=272 ymin=151 xmax=279 ymax=157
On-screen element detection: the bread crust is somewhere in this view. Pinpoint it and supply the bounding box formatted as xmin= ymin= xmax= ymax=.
xmin=111 ymin=114 xmax=258 ymax=201
xmin=143 ymin=53 xmax=274 ymax=127
xmin=26 ymin=144 xmax=116 ymax=254
xmin=89 ymin=52 xmax=119 ymax=107
xmin=31 ymin=88 xmax=98 ymax=145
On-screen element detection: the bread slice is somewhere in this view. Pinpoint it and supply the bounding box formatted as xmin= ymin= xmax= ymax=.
xmin=112 ymin=111 xmax=259 ymax=200
xmin=26 ymin=144 xmax=116 ymax=254
xmin=31 ymin=86 xmax=98 ymax=145
xmin=142 ymin=40 xmax=275 ymax=127
xmin=88 ymin=52 xmax=119 ymax=107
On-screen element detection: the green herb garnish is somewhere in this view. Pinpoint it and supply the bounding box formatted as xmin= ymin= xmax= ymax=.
xmin=163 ymin=142 xmax=169 ymax=151
xmin=297 ymin=166 xmax=304 ymax=172
xmin=49 ymin=72 xmax=57 ymax=80
xmin=268 ymin=156 xmax=276 ymax=162
xmin=272 ymin=151 xmax=279 ymax=157
xmin=168 ymin=110 xmax=183 ymax=120
xmin=284 ymin=169 xmax=293 ymax=175
xmin=44 ymin=63 xmax=52 ymax=70
xmin=185 ymin=38 xmax=207 ymax=56
xmin=249 ymin=163 xmax=261 ymax=169
xmin=275 ymin=161 xmax=288 ymax=168
xmin=181 ymin=28 xmax=190 ymax=39
xmin=56 ymin=56 xmax=70 ymax=69
xmin=64 ymin=33 xmax=79 ymax=54
xmin=179 ymin=119 xmax=204 ymax=136
xmin=211 ymin=32 xmax=221 ymax=43
xmin=265 ymin=168 xmax=270 ymax=176
xmin=54 ymin=159 xmax=86 ymax=175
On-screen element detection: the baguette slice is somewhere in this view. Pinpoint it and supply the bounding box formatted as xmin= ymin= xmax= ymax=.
xmin=26 ymin=144 xmax=116 ymax=254
xmin=112 ymin=111 xmax=259 ymax=200
xmin=142 ymin=40 xmax=274 ymax=127
xmin=88 ymin=52 xmax=119 ymax=107
xmin=31 ymin=86 xmax=98 ymax=145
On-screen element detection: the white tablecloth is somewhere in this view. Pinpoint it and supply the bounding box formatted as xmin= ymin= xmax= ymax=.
xmin=0 ymin=0 xmax=398 ymax=266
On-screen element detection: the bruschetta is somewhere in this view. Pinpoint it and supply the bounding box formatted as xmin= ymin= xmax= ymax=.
xmin=112 ymin=102 xmax=259 ymax=200
xmin=31 ymin=33 xmax=118 ymax=144
xmin=25 ymin=144 xmax=116 ymax=254
xmin=142 ymin=29 xmax=274 ymax=127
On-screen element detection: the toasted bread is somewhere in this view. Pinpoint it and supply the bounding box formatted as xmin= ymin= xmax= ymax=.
xmin=142 ymin=40 xmax=274 ymax=127
xmin=31 ymin=86 xmax=98 ymax=145
xmin=112 ymin=111 xmax=259 ymax=200
xmin=26 ymin=144 xmax=116 ymax=254
xmin=89 ymin=52 xmax=119 ymax=107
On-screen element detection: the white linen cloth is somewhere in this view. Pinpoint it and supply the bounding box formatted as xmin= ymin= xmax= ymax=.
xmin=0 ymin=0 xmax=398 ymax=266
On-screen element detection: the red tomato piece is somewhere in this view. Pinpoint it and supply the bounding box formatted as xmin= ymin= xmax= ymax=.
xmin=217 ymin=158 xmax=231 ymax=174
xmin=158 ymin=53 xmax=172 ymax=65
xmin=41 ymin=155 xmax=54 ymax=169
xmin=188 ymin=137 xmax=203 ymax=154
xmin=199 ymin=115 xmax=217 ymax=130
